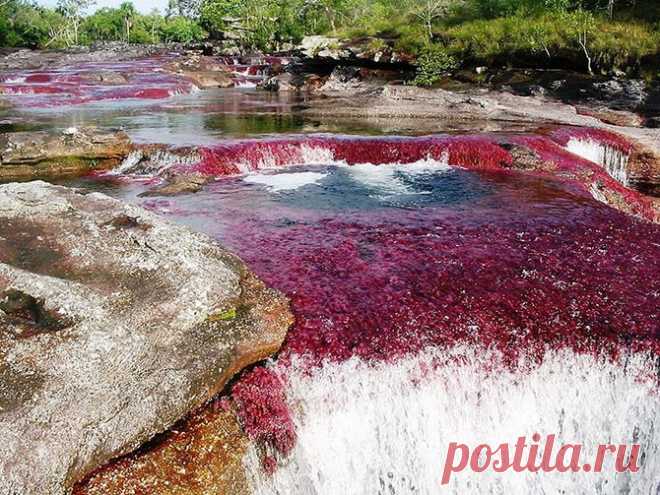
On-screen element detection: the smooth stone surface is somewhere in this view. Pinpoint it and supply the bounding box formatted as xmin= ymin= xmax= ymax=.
xmin=0 ymin=181 xmax=292 ymax=494
xmin=0 ymin=128 xmax=131 ymax=180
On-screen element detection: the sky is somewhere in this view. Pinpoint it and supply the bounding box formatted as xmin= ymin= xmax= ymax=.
xmin=36 ymin=0 xmax=170 ymax=14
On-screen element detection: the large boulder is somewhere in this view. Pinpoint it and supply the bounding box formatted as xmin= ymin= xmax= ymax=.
xmin=629 ymin=145 xmax=660 ymax=196
xmin=261 ymin=71 xmax=305 ymax=92
xmin=0 ymin=128 xmax=131 ymax=180
xmin=298 ymin=35 xmax=413 ymax=65
xmin=299 ymin=35 xmax=351 ymax=60
xmin=79 ymin=71 xmax=128 ymax=85
xmin=165 ymin=54 xmax=235 ymax=89
xmin=592 ymin=78 xmax=647 ymax=110
xmin=75 ymin=400 xmax=252 ymax=495
xmin=181 ymin=70 xmax=235 ymax=89
xmin=0 ymin=182 xmax=292 ymax=494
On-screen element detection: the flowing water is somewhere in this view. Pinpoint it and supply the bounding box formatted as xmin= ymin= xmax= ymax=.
xmin=1 ymin=58 xmax=659 ymax=494
xmin=67 ymin=145 xmax=659 ymax=494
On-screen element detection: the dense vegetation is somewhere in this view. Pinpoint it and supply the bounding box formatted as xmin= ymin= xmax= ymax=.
xmin=1 ymin=0 xmax=658 ymax=77
xmin=0 ymin=0 xmax=206 ymax=47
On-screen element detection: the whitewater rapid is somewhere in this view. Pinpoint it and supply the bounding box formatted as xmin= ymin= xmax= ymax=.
xmin=244 ymin=348 xmax=659 ymax=495
xmin=565 ymin=138 xmax=631 ymax=186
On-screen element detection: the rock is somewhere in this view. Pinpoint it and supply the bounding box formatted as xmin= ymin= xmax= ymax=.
xmin=165 ymin=54 xmax=237 ymax=89
xmin=350 ymin=37 xmax=392 ymax=63
xmin=646 ymin=117 xmax=660 ymax=129
xmin=628 ymin=146 xmax=660 ymax=197
xmin=74 ymin=401 xmax=251 ymax=495
xmin=0 ymin=182 xmax=292 ymax=495
xmin=592 ymin=79 xmax=647 ymax=109
xmin=297 ymin=36 xmax=413 ymax=66
xmin=527 ymin=85 xmax=547 ymax=97
xmin=216 ymin=44 xmax=241 ymax=57
xmin=0 ymin=45 xmax=165 ymax=72
xmin=79 ymin=71 xmax=128 ymax=85
xmin=304 ymin=74 xmax=327 ymax=92
xmin=115 ymin=147 xmax=202 ymax=177
xmin=182 ymin=70 xmax=234 ymax=89
xmin=261 ymin=72 xmax=303 ymax=92
xmin=0 ymin=128 xmax=131 ymax=180
xmin=316 ymin=66 xmax=369 ymax=93
xmin=575 ymin=105 xmax=644 ymax=127
xmin=550 ymin=80 xmax=566 ymax=91
xmin=139 ymin=175 xmax=211 ymax=197
xmin=382 ymin=85 xmax=493 ymax=111
xmin=299 ymin=35 xmax=351 ymax=60
xmin=505 ymin=144 xmax=556 ymax=172
xmin=261 ymin=76 xmax=280 ymax=91
xmin=331 ymin=65 xmax=361 ymax=84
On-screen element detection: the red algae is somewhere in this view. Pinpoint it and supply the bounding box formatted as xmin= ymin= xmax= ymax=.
xmin=121 ymin=135 xmax=660 ymax=464
xmin=0 ymin=57 xmax=196 ymax=107
xmin=24 ymin=73 xmax=52 ymax=83
xmin=219 ymin=180 xmax=659 ymax=460
xmin=0 ymin=54 xmax=294 ymax=107
xmin=189 ymin=135 xmax=513 ymax=177
xmin=81 ymin=128 xmax=660 ymax=469
xmin=179 ymin=130 xmax=652 ymax=219
xmin=510 ymin=134 xmax=655 ymax=221
xmin=232 ymin=367 xmax=296 ymax=458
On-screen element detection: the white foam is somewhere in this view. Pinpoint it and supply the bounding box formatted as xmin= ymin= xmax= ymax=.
xmin=565 ymin=138 xmax=630 ymax=185
xmin=245 ymin=348 xmax=659 ymax=495
xmin=114 ymin=150 xmax=144 ymax=175
xmin=112 ymin=149 xmax=200 ymax=176
xmin=235 ymin=80 xmax=258 ymax=89
xmin=345 ymin=155 xmax=451 ymax=196
xmin=239 ymin=149 xmax=451 ymax=196
xmin=244 ymin=171 xmax=327 ymax=191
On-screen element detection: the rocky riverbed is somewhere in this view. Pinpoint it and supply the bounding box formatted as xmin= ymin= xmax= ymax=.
xmin=0 ymin=46 xmax=658 ymax=495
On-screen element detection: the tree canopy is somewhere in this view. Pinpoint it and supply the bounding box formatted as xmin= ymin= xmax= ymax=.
xmin=0 ymin=0 xmax=657 ymax=76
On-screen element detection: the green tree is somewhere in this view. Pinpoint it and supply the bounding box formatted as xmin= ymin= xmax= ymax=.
xmin=118 ymin=2 xmax=136 ymax=42
xmin=411 ymin=0 xmax=457 ymax=40
xmin=82 ymin=7 xmax=124 ymax=41
xmin=57 ymin=0 xmax=96 ymax=45
xmin=412 ymin=43 xmax=458 ymax=85
xmin=563 ymin=8 xmax=596 ymax=73
xmin=1 ymin=0 xmax=65 ymax=47
xmin=160 ymin=15 xmax=207 ymax=42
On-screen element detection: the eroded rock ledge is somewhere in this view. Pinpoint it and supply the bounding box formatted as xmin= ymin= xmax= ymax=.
xmin=0 ymin=181 xmax=292 ymax=494
xmin=0 ymin=128 xmax=131 ymax=181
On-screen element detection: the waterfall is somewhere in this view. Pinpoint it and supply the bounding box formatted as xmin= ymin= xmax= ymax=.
xmin=234 ymin=144 xmax=336 ymax=173
xmin=113 ymin=149 xmax=201 ymax=176
xmin=565 ymin=138 xmax=631 ymax=186
xmin=244 ymin=348 xmax=659 ymax=495
xmin=193 ymin=136 xmax=512 ymax=177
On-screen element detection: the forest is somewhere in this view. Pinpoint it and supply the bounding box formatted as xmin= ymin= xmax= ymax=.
xmin=1 ymin=0 xmax=659 ymax=75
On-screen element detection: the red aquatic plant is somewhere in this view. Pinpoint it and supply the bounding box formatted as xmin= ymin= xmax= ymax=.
xmin=114 ymin=129 xmax=660 ymax=471
xmin=190 ymin=135 xmax=514 ymax=177
xmin=232 ymin=367 xmax=296 ymax=457
xmin=511 ymin=134 xmax=655 ymax=221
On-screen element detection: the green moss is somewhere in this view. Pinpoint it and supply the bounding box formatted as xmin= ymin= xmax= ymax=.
xmin=208 ymin=307 xmax=238 ymax=322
